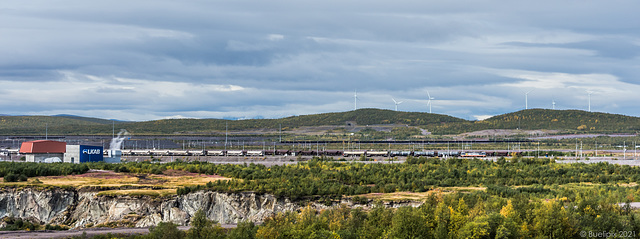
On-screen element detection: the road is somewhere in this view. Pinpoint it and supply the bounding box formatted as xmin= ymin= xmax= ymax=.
xmin=0 ymin=225 xmax=231 ymax=239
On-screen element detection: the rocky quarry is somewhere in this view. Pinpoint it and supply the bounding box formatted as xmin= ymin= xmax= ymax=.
xmin=0 ymin=187 xmax=303 ymax=228
xmin=0 ymin=187 xmax=424 ymax=229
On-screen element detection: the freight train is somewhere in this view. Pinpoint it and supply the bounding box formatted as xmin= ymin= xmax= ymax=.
xmin=112 ymin=149 xmax=520 ymax=157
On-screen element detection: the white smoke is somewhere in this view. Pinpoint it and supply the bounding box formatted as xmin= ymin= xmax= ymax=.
xmin=109 ymin=129 xmax=130 ymax=151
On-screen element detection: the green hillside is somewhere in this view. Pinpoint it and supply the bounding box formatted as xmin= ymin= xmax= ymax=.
xmin=99 ymin=108 xmax=466 ymax=134
xmin=426 ymin=109 xmax=640 ymax=134
xmin=55 ymin=115 xmax=128 ymax=125
xmin=0 ymin=116 xmax=103 ymax=135
xmin=1 ymin=108 xmax=639 ymax=135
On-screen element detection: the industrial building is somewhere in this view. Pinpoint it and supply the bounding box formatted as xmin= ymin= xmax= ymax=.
xmin=104 ymin=149 xmax=121 ymax=163
xmin=64 ymin=145 xmax=103 ymax=163
xmin=19 ymin=140 xmax=104 ymax=163
xmin=19 ymin=140 xmax=66 ymax=163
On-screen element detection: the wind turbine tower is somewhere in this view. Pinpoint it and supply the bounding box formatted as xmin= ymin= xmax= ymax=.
xmin=354 ymin=90 xmax=358 ymax=110
xmin=392 ymin=98 xmax=403 ymax=111
xmin=552 ymin=98 xmax=556 ymax=110
xmin=525 ymin=90 xmax=534 ymax=109
xmin=586 ymin=90 xmax=593 ymax=112
xmin=427 ymin=91 xmax=435 ymax=113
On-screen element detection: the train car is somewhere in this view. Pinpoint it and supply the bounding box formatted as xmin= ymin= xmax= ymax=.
xmin=487 ymin=151 xmax=510 ymax=157
xmin=275 ymin=150 xmax=290 ymax=156
xmin=343 ymin=151 xmax=366 ymax=157
xmin=149 ymin=150 xmax=171 ymax=156
xmin=208 ymin=150 xmax=225 ymax=156
xmin=246 ymin=150 xmax=264 ymax=156
xmin=366 ymin=151 xmax=388 ymax=157
xmin=167 ymin=150 xmax=190 ymax=156
xmin=323 ymin=150 xmax=343 ymax=156
xmin=130 ymin=150 xmax=151 ymax=156
xmin=389 ymin=151 xmax=411 ymax=157
xmin=413 ymin=151 xmax=437 ymax=157
xmin=300 ymin=150 xmax=315 ymax=156
xmin=118 ymin=150 xmax=131 ymax=156
xmin=226 ymin=150 xmax=244 ymax=156
xmin=263 ymin=150 xmax=275 ymax=156
xmin=461 ymin=152 xmax=487 ymax=157
xmin=439 ymin=151 xmax=461 ymax=157
xmin=190 ymin=150 xmax=207 ymax=156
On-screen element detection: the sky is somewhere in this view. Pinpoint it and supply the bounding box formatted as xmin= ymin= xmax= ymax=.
xmin=1 ymin=1 xmax=639 ymax=121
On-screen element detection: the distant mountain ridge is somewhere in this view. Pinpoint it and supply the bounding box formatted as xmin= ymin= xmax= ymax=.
xmin=0 ymin=108 xmax=638 ymax=135
xmin=53 ymin=114 xmax=129 ymax=124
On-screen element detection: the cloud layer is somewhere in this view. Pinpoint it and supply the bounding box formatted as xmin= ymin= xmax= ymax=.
xmin=1 ymin=1 xmax=639 ymax=121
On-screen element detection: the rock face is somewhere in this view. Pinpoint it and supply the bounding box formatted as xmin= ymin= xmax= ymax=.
xmin=0 ymin=188 xmax=301 ymax=228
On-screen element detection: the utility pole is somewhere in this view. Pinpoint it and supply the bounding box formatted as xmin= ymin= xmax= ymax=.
xmin=225 ymin=122 xmax=228 ymax=146
xmin=580 ymin=141 xmax=583 ymax=158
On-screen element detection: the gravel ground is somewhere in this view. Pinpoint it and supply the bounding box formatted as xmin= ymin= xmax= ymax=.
xmin=0 ymin=225 xmax=253 ymax=239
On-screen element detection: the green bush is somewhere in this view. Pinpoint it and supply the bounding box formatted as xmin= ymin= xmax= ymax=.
xmin=3 ymin=173 xmax=18 ymax=182
xmin=0 ymin=217 xmax=39 ymax=231
xmin=45 ymin=224 xmax=69 ymax=230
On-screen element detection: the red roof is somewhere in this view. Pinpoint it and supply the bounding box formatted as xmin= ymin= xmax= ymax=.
xmin=19 ymin=140 xmax=66 ymax=154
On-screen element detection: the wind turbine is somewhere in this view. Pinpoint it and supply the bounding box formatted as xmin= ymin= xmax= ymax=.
xmin=427 ymin=91 xmax=435 ymax=113
xmin=354 ymin=90 xmax=358 ymax=110
xmin=552 ymin=98 xmax=556 ymax=110
xmin=586 ymin=90 xmax=593 ymax=112
xmin=392 ymin=98 xmax=403 ymax=111
xmin=525 ymin=90 xmax=534 ymax=110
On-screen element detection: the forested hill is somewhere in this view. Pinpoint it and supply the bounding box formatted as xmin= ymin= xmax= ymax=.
xmin=0 ymin=115 xmax=117 ymax=135
xmin=125 ymin=108 xmax=466 ymax=134
xmin=1 ymin=108 xmax=640 ymax=135
xmin=426 ymin=109 xmax=640 ymax=134
xmin=0 ymin=109 xmax=464 ymax=135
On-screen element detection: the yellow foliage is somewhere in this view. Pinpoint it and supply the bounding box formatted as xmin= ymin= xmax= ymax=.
xmin=500 ymin=200 xmax=515 ymax=218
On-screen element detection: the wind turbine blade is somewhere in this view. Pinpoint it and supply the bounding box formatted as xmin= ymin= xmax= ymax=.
xmin=427 ymin=91 xmax=431 ymax=99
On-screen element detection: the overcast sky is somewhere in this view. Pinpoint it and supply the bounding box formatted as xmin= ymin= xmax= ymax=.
xmin=1 ymin=1 xmax=639 ymax=121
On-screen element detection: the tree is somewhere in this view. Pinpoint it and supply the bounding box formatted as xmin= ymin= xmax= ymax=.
xmin=148 ymin=221 xmax=185 ymax=239
xmin=385 ymin=206 xmax=434 ymax=239
xmin=533 ymin=200 xmax=577 ymax=238
xmin=359 ymin=202 xmax=392 ymax=239
xmin=187 ymin=209 xmax=225 ymax=239
xmin=457 ymin=216 xmax=490 ymax=239
xmin=227 ymin=221 xmax=257 ymax=239
xmin=434 ymin=202 xmax=451 ymax=239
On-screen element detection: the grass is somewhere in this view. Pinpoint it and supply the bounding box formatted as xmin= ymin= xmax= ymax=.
xmin=0 ymin=170 xmax=231 ymax=196
xmin=351 ymin=186 xmax=486 ymax=202
xmin=97 ymin=189 xmax=176 ymax=197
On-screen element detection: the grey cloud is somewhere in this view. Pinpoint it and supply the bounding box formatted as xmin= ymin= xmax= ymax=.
xmin=1 ymin=1 xmax=640 ymax=120
xmin=505 ymin=38 xmax=640 ymax=60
